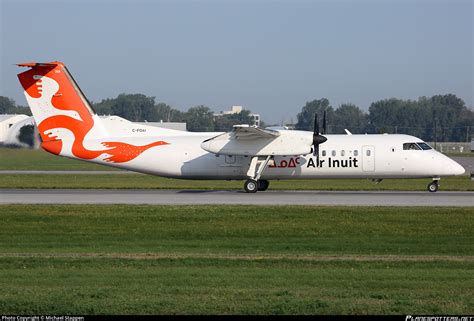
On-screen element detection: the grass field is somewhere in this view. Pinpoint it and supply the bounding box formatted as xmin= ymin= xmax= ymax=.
xmin=0 ymin=148 xmax=117 ymax=171
xmin=0 ymin=205 xmax=472 ymax=314
xmin=1 ymin=173 xmax=472 ymax=191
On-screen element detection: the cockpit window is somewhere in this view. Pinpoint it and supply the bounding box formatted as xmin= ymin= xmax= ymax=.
xmin=417 ymin=142 xmax=432 ymax=150
xmin=403 ymin=143 xmax=421 ymax=150
xmin=403 ymin=142 xmax=432 ymax=150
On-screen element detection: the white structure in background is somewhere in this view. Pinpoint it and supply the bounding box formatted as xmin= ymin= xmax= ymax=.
xmin=0 ymin=114 xmax=36 ymax=146
xmin=99 ymin=116 xmax=187 ymax=131
xmin=137 ymin=121 xmax=187 ymax=131
xmin=214 ymin=105 xmax=261 ymax=127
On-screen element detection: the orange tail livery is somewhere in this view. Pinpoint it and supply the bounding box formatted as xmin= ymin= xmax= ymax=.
xmin=17 ymin=62 xmax=169 ymax=164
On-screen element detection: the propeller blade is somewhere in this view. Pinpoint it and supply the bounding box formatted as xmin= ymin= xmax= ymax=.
xmin=322 ymin=110 xmax=327 ymax=135
xmin=312 ymin=112 xmax=327 ymax=156
xmin=314 ymin=113 xmax=319 ymax=135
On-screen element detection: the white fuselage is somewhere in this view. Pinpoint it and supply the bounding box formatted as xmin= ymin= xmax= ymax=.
xmin=71 ymin=123 xmax=465 ymax=180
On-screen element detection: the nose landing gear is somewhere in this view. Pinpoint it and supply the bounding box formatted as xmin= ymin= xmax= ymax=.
xmin=427 ymin=179 xmax=440 ymax=192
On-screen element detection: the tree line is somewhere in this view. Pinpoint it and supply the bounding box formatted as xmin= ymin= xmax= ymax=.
xmin=295 ymin=94 xmax=473 ymax=142
xmin=1 ymin=93 xmax=473 ymax=142
xmin=0 ymin=96 xmax=31 ymax=116
xmin=1 ymin=94 xmax=256 ymax=132
xmin=93 ymin=94 xmax=257 ymax=132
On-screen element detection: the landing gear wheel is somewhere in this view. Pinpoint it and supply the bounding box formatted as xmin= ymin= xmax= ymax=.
xmin=244 ymin=179 xmax=259 ymax=193
xmin=427 ymin=181 xmax=439 ymax=193
xmin=257 ymin=180 xmax=270 ymax=191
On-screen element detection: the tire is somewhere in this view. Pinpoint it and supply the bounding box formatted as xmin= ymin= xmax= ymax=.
xmin=427 ymin=181 xmax=439 ymax=193
xmin=244 ymin=179 xmax=258 ymax=193
xmin=257 ymin=180 xmax=270 ymax=191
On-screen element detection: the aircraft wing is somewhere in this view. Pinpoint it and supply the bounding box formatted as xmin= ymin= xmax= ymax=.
xmin=201 ymin=125 xmax=312 ymax=156
xmin=230 ymin=125 xmax=280 ymax=139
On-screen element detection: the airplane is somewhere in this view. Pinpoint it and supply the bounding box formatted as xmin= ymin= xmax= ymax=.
xmin=16 ymin=61 xmax=465 ymax=193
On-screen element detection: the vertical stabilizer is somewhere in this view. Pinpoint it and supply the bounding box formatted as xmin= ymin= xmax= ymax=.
xmin=17 ymin=62 xmax=169 ymax=162
xmin=17 ymin=62 xmax=108 ymax=154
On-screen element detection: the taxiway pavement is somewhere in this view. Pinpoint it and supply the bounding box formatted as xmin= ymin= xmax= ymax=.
xmin=1 ymin=189 xmax=473 ymax=206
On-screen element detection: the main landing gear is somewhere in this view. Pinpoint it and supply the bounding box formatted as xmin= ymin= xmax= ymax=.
xmin=258 ymin=180 xmax=270 ymax=191
xmin=244 ymin=179 xmax=258 ymax=193
xmin=427 ymin=178 xmax=440 ymax=193
xmin=243 ymin=156 xmax=273 ymax=193
xmin=244 ymin=179 xmax=270 ymax=193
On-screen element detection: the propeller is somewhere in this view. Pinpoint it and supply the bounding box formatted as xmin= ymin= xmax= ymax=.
xmin=322 ymin=110 xmax=327 ymax=135
xmin=312 ymin=111 xmax=327 ymax=157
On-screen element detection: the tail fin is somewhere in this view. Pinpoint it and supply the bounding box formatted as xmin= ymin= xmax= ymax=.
xmin=17 ymin=62 xmax=107 ymax=155
xmin=17 ymin=62 xmax=169 ymax=163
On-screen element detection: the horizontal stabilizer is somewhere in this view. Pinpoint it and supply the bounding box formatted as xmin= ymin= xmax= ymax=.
xmin=17 ymin=62 xmax=61 ymax=68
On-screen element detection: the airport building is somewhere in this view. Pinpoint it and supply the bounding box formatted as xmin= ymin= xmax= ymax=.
xmin=135 ymin=121 xmax=187 ymax=131
xmin=214 ymin=105 xmax=261 ymax=127
xmin=98 ymin=116 xmax=187 ymax=131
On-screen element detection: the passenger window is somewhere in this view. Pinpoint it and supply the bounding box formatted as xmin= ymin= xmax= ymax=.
xmin=322 ymin=150 xmax=326 ymax=157
xmin=366 ymin=149 xmax=371 ymax=156
xmin=341 ymin=150 xmax=345 ymax=156
xmin=354 ymin=150 xmax=358 ymax=156
xmin=332 ymin=150 xmax=336 ymax=157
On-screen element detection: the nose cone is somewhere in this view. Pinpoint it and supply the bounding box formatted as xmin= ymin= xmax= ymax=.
xmin=440 ymin=157 xmax=465 ymax=176
xmin=449 ymin=160 xmax=465 ymax=176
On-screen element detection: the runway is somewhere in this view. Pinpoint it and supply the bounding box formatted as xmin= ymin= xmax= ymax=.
xmin=1 ymin=189 xmax=473 ymax=206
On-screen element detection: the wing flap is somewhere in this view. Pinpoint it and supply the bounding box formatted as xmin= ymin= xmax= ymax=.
xmin=201 ymin=126 xmax=311 ymax=156
xmin=230 ymin=125 xmax=280 ymax=139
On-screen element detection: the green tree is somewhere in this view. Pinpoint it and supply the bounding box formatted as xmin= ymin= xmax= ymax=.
xmin=409 ymin=96 xmax=432 ymax=139
xmin=333 ymin=103 xmax=368 ymax=133
xmin=92 ymin=98 xmax=114 ymax=115
xmin=0 ymin=96 xmax=16 ymax=114
xmin=368 ymin=98 xmax=402 ymax=133
xmin=368 ymin=98 xmax=420 ymax=135
xmin=295 ymin=98 xmax=334 ymax=132
xmin=155 ymin=103 xmax=186 ymax=122
xmin=185 ymin=105 xmax=215 ymax=132
xmin=94 ymin=98 xmax=186 ymax=123
xmin=111 ymin=94 xmax=157 ymax=121
xmin=367 ymin=94 xmax=470 ymax=141
xmin=430 ymin=94 xmax=466 ymax=141
xmin=0 ymin=96 xmax=31 ymax=115
xmin=456 ymin=107 xmax=474 ymax=142
xmin=214 ymin=110 xmax=255 ymax=132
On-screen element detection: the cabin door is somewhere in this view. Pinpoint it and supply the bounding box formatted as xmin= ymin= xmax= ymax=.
xmin=362 ymin=145 xmax=375 ymax=171
xmin=217 ymin=154 xmax=243 ymax=177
